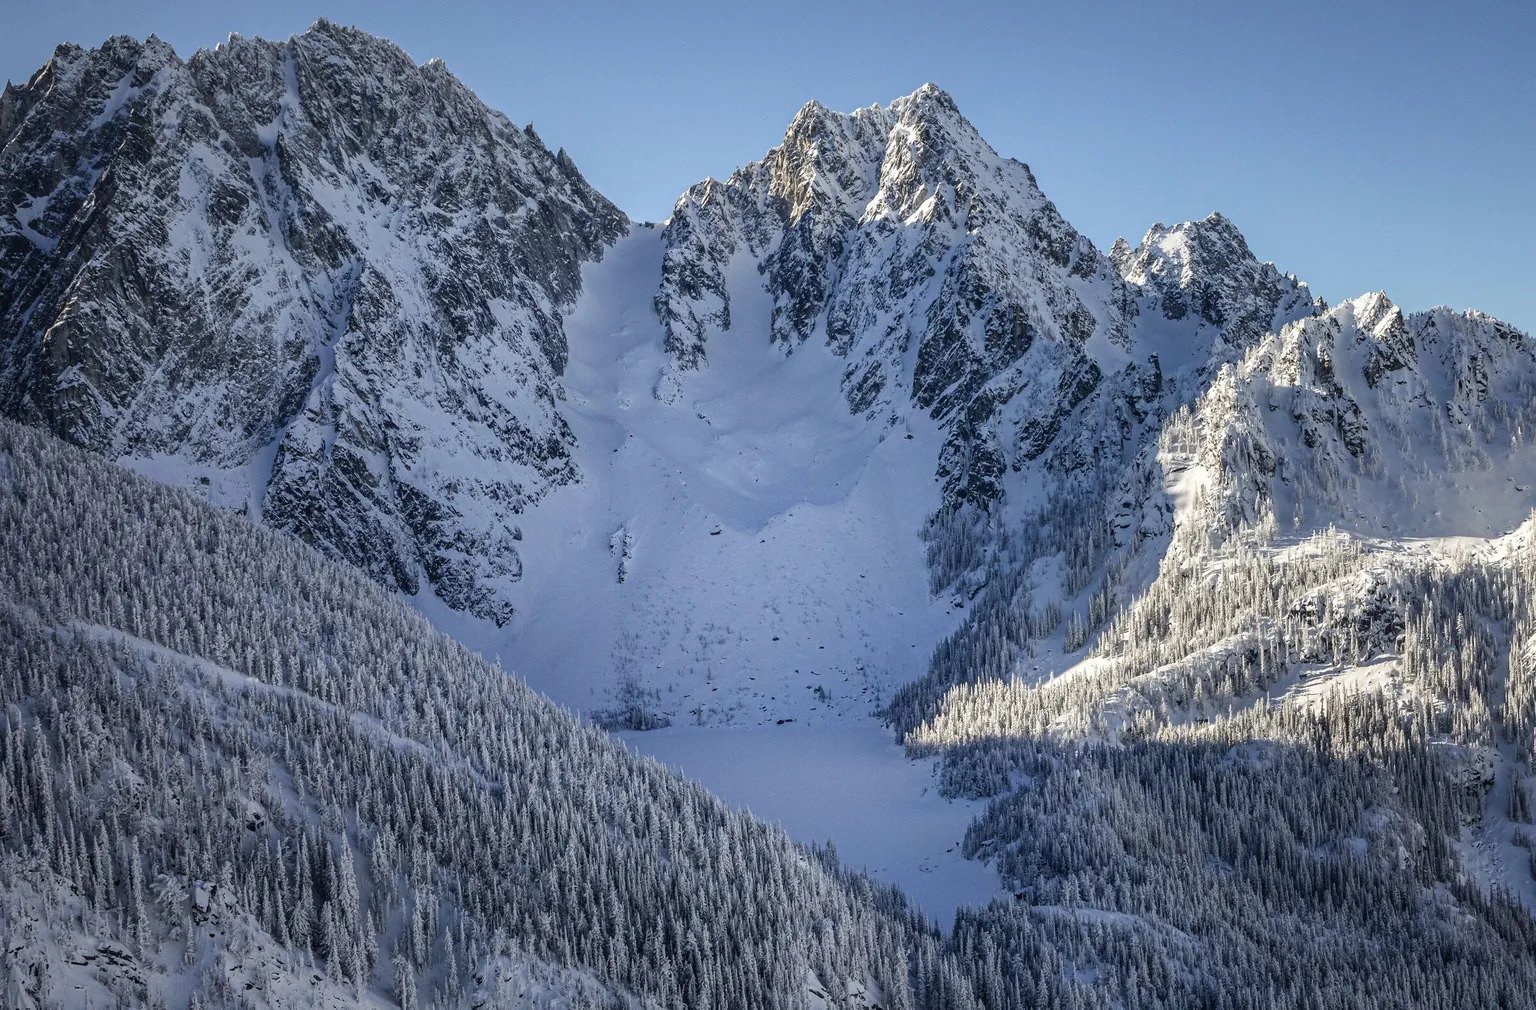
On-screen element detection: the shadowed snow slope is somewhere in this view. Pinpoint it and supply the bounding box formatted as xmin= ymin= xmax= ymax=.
xmin=621 ymin=722 xmax=1001 ymax=922
xmin=434 ymin=225 xmax=963 ymax=727
xmin=418 ymin=225 xmax=988 ymax=919
xmin=0 ymin=415 xmax=1016 ymax=1010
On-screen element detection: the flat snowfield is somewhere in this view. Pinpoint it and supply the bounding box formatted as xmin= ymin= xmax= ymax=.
xmin=621 ymin=718 xmax=1000 ymax=923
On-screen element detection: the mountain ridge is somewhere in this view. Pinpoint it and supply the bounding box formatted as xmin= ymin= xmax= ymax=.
xmin=6 ymin=23 xmax=1536 ymax=1010
xmin=5 ymin=28 xmax=1530 ymax=713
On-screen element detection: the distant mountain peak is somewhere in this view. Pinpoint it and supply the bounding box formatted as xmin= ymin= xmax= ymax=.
xmin=1115 ymin=210 xmax=1316 ymax=342
xmin=653 ymin=81 xmax=1136 ymax=504
xmin=304 ymin=15 xmax=365 ymax=39
xmin=888 ymin=80 xmax=961 ymax=116
xmin=1348 ymin=289 xmax=1396 ymax=321
xmin=1134 ymin=211 xmax=1254 ymax=263
xmin=788 ymin=96 xmax=829 ymax=125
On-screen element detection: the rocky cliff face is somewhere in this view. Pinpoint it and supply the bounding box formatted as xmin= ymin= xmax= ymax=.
xmin=5 ymin=38 xmax=1472 ymax=650
xmin=0 ymin=21 xmax=625 ymax=623
xmin=654 ymin=84 xmax=1142 ymax=505
xmin=652 ymin=86 xmax=1323 ymax=509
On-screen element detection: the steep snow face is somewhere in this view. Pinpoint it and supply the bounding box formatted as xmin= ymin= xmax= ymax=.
xmin=403 ymin=225 xmax=1000 ymax=922
xmin=0 ymin=23 xmax=625 ymax=624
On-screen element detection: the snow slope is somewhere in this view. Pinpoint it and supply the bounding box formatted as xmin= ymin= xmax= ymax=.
xmin=2 ymin=415 xmax=1022 ymax=1010
xmin=433 ymin=224 xmax=964 ymax=726
xmin=415 ymin=225 xmax=994 ymax=918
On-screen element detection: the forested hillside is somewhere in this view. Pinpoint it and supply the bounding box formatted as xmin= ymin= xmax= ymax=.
xmin=884 ymin=296 xmax=1536 ymax=1007
xmin=0 ymin=417 xmax=1084 ymax=1009
xmin=8 ymin=378 xmax=1536 ymax=1005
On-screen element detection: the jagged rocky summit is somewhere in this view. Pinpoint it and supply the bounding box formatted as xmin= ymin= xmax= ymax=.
xmin=0 ymin=20 xmax=625 ymax=624
xmin=4 ymin=26 xmax=1519 ymax=646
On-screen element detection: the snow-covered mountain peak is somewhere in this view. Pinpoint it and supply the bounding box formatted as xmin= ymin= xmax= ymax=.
xmin=1342 ymin=289 xmax=1403 ymax=334
xmin=1113 ymin=209 xmax=1319 ymax=347
xmin=728 ymin=83 xmax=1035 ymax=237
xmin=0 ymin=26 xmax=626 ymax=625
xmin=892 ymin=80 xmax=959 ymax=109
xmin=783 ymin=95 xmax=831 ymax=132
xmin=865 ymin=87 xmax=1050 ymax=231
xmin=1148 ymin=292 xmax=1536 ymax=561
xmin=653 ymin=83 xmax=1134 ymax=506
xmin=876 ymin=81 xmax=970 ymax=144
xmin=297 ymin=16 xmax=386 ymax=49
xmin=1119 ymin=212 xmax=1264 ymax=291
xmin=10 ymin=30 xmax=1524 ymax=737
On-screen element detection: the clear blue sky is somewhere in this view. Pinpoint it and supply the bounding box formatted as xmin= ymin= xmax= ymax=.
xmin=6 ymin=0 xmax=1533 ymax=330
